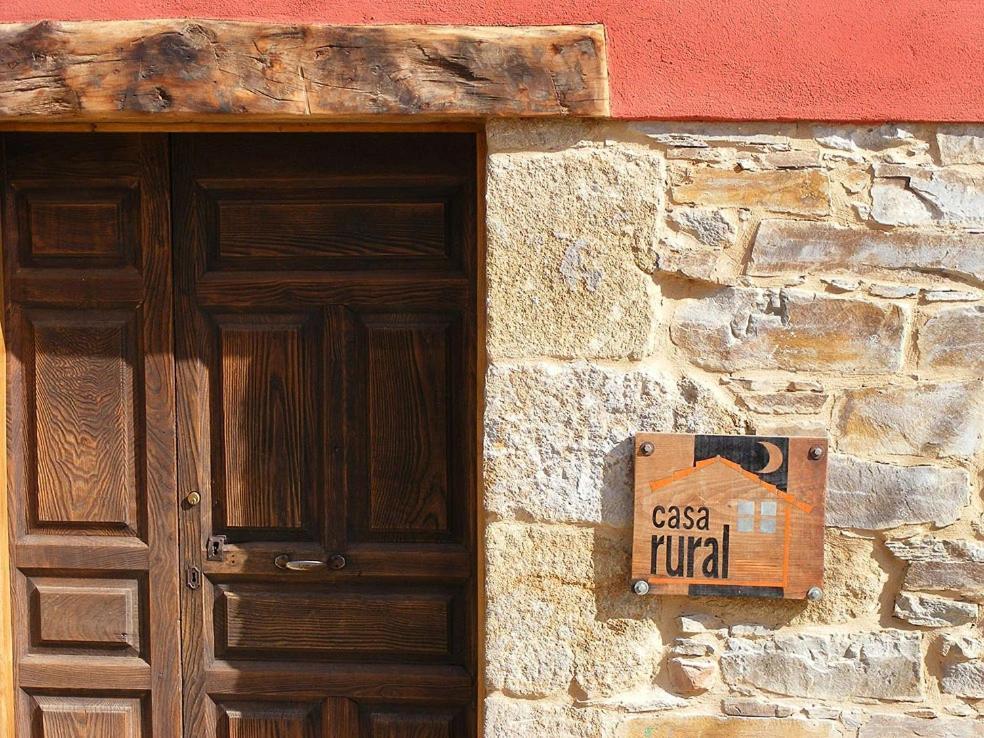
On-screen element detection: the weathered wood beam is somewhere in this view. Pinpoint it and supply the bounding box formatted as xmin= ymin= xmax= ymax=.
xmin=0 ymin=20 xmax=609 ymax=119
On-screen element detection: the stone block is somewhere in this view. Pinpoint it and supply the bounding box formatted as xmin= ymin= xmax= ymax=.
xmin=917 ymin=306 xmax=984 ymax=372
xmin=748 ymin=220 xmax=984 ymax=284
xmin=672 ymin=168 xmax=830 ymax=215
xmin=671 ymin=287 xmax=906 ymax=374
xmin=836 ymin=382 xmax=983 ymax=459
xmin=667 ymin=655 xmax=717 ymax=693
xmin=485 ymin=578 xmax=588 ymax=696
xmin=722 ymin=697 xmax=796 ymax=718
xmin=859 ymin=714 xmax=983 ymax=738
xmin=486 ymin=142 xmax=662 ymax=359
xmin=484 ymin=362 xmax=739 ymax=525
xmin=634 ymin=121 xmax=798 ymax=150
xmin=573 ymin=620 xmax=663 ymax=699
xmin=667 ymin=206 xmax=738 ymax=247
xmin=625 ymin=715 xmax=844 ymax=738
xmin=941 ymin=660 xmax=984 ymax=699
xmin=719 ymin=630 xmax=924 ymax=701
xmin=893 ymin=592 xmax=979 ymax=627
xmin=485 ymin=521 xmax=595 ymax=596
xmin=826 ymin=454 xmax=968 ymax=530
xmin=937 ymin=125 xmax=984 ymax=165
xmin=737 ymin=390 xmax=829 ymax=415
xmin=886 ymin=536 xmax=984 ymax=602
xmin=872 ymin=164 xmax=984 ymax=227
xmin=484 ymin=695 xmax=620 ymax=738
xmin=870 ymin=180 xmax=937 ymax=225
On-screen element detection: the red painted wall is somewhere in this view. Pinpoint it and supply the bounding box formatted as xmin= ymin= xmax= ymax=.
xmin=2 ymin=1 xmax=982 ymax=121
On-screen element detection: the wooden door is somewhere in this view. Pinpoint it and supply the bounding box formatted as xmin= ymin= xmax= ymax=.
xmin=2 ymin=134 xmax=181 ymax=737
xmin=172 ymin=134 xmax=477 ymax=737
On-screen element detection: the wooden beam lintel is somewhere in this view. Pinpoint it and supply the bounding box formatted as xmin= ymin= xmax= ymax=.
xmin=0 ymin=20 xmax=610 ymax=120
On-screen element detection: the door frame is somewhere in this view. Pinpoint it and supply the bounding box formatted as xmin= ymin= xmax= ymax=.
xmin=0 ymin=19 xmax=610 ymax=736
xmin=0 ymin=120 xmax=488 ymax=737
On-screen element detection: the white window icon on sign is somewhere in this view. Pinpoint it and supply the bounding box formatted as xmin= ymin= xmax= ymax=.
xmin=759 ymin=499 xmax=778 ymax=534
xmin=736 ymin=499 xmax=778 ymax=534
xmin=736 ymin=500 xmax=755 ymax=532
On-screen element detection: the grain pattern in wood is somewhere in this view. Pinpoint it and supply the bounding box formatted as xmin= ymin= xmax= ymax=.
xmin=218 ymin=586 xmax=453 ymax=659
xmin=367 ymin=709 xmax=458 ymax=738
xmin=3 ymin=133 xmax=180 ymax=738
xmin=173 ymin=133 xmax=477 ymax=738
xmin=366 ymin=316 xmax=451 ymax=535
xmin=30 ymin=577 xmax=139 ymax=653
xmin=18 ymin=654 xmax=151 ymax=690
xmin=204 ymin=662 xmax=472 ymax=701
xmin=33 ymin=695 xmax=142 ymax=738
xmin=215 ymin=198 xmax=447 ymax=265
xmin=219 ymin=702 xmax=320 ymax=738
xmin=19 ymin=183 xmax=138 ymax=268
xmin=217 ymin=316 xmax=316 ymax=535
xmin=30 ymin=313 xmax=137 ymax=533
xmin=0 ymin=21 xmax=608 ymax=119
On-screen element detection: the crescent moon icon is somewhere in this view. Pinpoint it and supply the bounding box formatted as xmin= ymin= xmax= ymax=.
xmin=757 ymin=441 xmax=783 ymax=474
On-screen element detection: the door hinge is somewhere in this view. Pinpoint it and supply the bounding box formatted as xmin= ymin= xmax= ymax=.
xmin=186 ymin=566 xmax=201 ymax=590
xmin=206 ymin=535 xmax=227 ymax=561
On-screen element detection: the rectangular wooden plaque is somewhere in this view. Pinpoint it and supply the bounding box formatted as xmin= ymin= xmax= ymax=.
xmin=632 ymin=433 xmax=827 ymax=600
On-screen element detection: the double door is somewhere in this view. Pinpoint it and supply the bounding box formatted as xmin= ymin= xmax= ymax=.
xmin=3 ymin=132 xmax=477 ymax=737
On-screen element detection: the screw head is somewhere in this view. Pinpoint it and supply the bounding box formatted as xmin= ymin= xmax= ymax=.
xmin=185 ymin=491 xmax=201 ymax=507
xmin=632 ymin=580 xmax=650 ymax=595
xmin=808 ymin=446 xmax=825 ymax=461
xmin=639 ymin=441 xmax=655 ymax=457
xmin=807 ymin=586 xmax=823 ymax=601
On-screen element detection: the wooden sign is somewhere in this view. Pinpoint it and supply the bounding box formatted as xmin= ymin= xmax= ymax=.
xmin=632 ymin=434 xmax=827 ymax=600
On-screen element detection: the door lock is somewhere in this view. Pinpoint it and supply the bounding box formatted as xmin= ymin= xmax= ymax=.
xmin=206 ymin=535 xmax=227 ymax=561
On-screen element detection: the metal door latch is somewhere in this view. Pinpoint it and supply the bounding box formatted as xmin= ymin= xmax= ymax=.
xmin=206 ymin=535 xmax=227 ymax=561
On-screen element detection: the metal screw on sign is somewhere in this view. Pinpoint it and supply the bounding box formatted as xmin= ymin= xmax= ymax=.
xmin=632 ymin=580 xmax=650 ymax=595
xmin=639 ymin=442 xmax=655 ymax=456
xmin=808 ymin=446 xmax=824 ymax=461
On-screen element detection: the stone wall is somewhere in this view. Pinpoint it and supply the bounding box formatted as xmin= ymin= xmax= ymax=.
xmin=483 ymin=121 xmax=984 ymax=737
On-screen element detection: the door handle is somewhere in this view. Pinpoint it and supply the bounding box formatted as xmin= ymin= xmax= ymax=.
xmin=274 ymin=553 xmax=347 ymax=571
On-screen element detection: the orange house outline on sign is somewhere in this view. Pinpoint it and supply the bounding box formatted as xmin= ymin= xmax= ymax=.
xmin=644 ymin=456 xmax=813 ymax=589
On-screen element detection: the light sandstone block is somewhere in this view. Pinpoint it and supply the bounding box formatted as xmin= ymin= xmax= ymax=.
xmin=721 ymin=697 xmax=796 ymax=718
xmin=670 ymin=287 xmax=906 ymax=374
xmin=937 ymin=125 xmax=984 ymax=165
xmin=749 ymin=220 xmax=984 ymax=284
xmin=872 ymin=164 xmax=984 ymax=227
xmin=666 ymin=656 xmax=717 ymax=693
xmin=826 ymin=454 xmax=968 ymax=530
xmin=672 ymin=168 xmax=829 ymax=215
xmin=886 ymin=537 xmax=984 ymax=602
xmin=917 ymin=305 xmax=984 ymax=372
xmin=486 ymin=142 xmax=662 ymax=359
xmin=719 ymin=630 xmax=924 ymax=701
xmin=941 ymin=661 xmax=984 ymax=699
xmin=625 ymin=715 xmax=845 ymax=738
xmin=859 ymin=714 xmax=983 ymax=738
xmin=667 ymin=206 xmax=738 ymax=248
xmin=573 ymin=620 xmax=663 ymax=698
xmin=893 ymin=592 xmax=979 ymax=627
xmin=485 ymin=578 xmax=587 ymax=696
xmin=484 ymin=362 xmax=739 ymax=525
xmin=836 ymin=382 xmax=984 ymax=460
xmin=483 ymin=695 xmax=620 ymax=738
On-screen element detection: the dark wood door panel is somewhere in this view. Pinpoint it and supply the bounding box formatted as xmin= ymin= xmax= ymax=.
xmin=173 ymin=133 xmax=477 ymax=738
xmin=213 ymin=582 xmax=462 ymax=662
xmin=2 ymin=133 xmax=181 ymax=738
